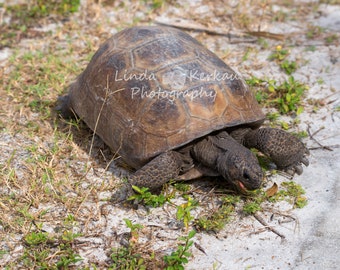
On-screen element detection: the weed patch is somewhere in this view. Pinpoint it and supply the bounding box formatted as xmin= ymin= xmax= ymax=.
xmin=163 ymin=230 xmax=196 ymax=270
xmin=247 ymin=75 xmax=308 ymax=115
xmin=128 ymin=185 xmax=171 ymax=207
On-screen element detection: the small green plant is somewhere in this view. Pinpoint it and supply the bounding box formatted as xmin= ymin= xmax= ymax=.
xmin=237 ymin=182 xmax=307 ymax=216
xmin=266 ymin=112 xmax=280 ymax=122
xmin=275 ymin=76 xmax=308 ymax=114
xmin=242 ymin=47 xmax=252 ymax=61
xmin=280 ymin=59 xmax=297 ymax=75
xmin=128 ymin=185 xmax=169 ymax=207
xmin=163 ymin=230 xmax=196 ymax=270
xmin=241 ymin=189 xmax=265 ymax=215
xmin=325 ymin=34 xmax=339 ymax=44
xmin=124 ymin=218 xmax=144 ymax=242
xmin=194 ymin=195 xmax=240 ymax=232
xmin=21 ymin=230 xmax=82 ymax=268
xmin=273 ymin=10 xmax=289 ymax=22
xmin=269 ymin=46 xmax=297 ymax=75
xmin=305 ymin=45 xmax=316 ymax=52
xmin=56 ymin=247 xmax=83 ymax=269
xmin=146 ymin=0 xmax=166 ymax=9
xmin=176 ymin=196 xmax=198 ymax=229
xmin=295 ymin=130 xmax=308 ymax=139
xmin=268 ymin=46 xmax=298 ymax=75
xmin=109 ymin=219 xmax=147 ymax=269
xmin=24 ymin=231 xmax=50 ymax=246
xmin=173 ymin=182 xmax=191 ymax=192
xmin=110 ymin=246 xmax=146 ymax=270
xmin=258 ymin=37 xmax=269 ymax=49
xmin=269 ymin=181 xmax=308 ymax=208
xmin=0 ymin=249 xmax=8 ymax=259
xmin=306 ymin=25 xmax=324 ymax=39
xmin=243 ymin=201 xmax=262 ymax=214
xmin=269 ymin=45 xmax=290 ymax=62
xmin=246 ymin=76 xmax=275 ymax=104
xmin=316 ymin=78 xmax=324 ymax=85
xmin=246 ymin=76 xmax=308 ymax=115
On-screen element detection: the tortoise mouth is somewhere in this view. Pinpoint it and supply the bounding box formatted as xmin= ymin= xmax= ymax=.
xmin=236 ymin=180 xmax=260 ymax=194
xmin=238 ymin=181 xmax=246 ymax=190
xmin=237 ymin=181 xmax=249 ymax=193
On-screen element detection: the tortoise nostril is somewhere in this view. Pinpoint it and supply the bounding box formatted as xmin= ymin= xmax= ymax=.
xmin=243 ymin=172 xmax=250 ymax=180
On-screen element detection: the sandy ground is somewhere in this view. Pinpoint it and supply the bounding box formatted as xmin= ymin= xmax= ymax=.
xmin=0 ymin=1 xmax=339 ymax=269
xmin=188 ymin=5 xmax=340 ymax=269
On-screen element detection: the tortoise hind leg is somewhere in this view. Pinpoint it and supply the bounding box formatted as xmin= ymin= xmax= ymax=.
xmin=56 ymin=95 xmax=75 ymax=119
xmin=242 ymin=128 xmax=309 ymax=175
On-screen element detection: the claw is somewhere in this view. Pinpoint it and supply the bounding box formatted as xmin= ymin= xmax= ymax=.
xmin=295 ymin=165 xmax=303 ymax=175
xmin=111 ymin=184 xmax=133 ymax=203
xmin=285 ymin=168 xmax=295 ymax=176
xmin=301 ymin=157 xmax=309 ymax=166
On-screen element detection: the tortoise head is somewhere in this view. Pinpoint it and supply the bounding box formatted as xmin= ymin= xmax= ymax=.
xmin=216 ymin=147 xmax=263 ymax=191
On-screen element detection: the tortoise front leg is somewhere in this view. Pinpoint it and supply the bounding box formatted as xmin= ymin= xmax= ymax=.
xmin=112 ymin=151 xmax=188 ymax=202
xmin=242 ymin=128 xmax=309 ymax=175
xmin=129 ymin=151 xmax=187 ymax=190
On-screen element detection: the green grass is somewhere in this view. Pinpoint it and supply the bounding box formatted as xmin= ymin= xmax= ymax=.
xmin=1 ymin=0 xmax=80 ymax=50
xmin=21 ymin=229 xmax=82 ymax=269
xmin=6 ymin=0 xmax=80 ymax=20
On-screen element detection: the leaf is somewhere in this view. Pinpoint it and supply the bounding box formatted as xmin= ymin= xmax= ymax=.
xmin=266 ymin=183 xmax=279 ymax=197
xmin=296 ymin=106 xmax=304 ymax=115
xmin=268 ymin=84 xmax=276 ymax=93
xmin=131 ymin=185 xmax=142 ymax=193
xmin=188 ymin=230 xmax=196 ymax=238
xmin=176 ymin=206 xmax=184 ymax=220
xmin=281 ymin=121 xmax=289 ymax=130
xmin=124 ymin=218 xmax=133 ymax=228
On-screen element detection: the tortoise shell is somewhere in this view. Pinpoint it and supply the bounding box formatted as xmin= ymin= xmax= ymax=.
xmin=67 ymin=26 xmax=265 ymax=168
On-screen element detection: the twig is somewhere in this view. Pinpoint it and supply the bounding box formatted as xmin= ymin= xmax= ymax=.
xmin=155 ymin=18 xmax=286 ymax=41
xmin=307 ymin=125 xmax=333 ymax=151
xmin=198 ymin=186 xmax=216 ymax=202
xmin=308 ymin=144 xmax=339 ymax=150
xmin=194 ymin=242 xmax=207 ymax=255
xmin=253 ymin=212 xmax=286 ymax=241
xmin=245 ymin=31 xmax=285 ymax=41
xmin=155 ymin=19 xmax=254 ymax=42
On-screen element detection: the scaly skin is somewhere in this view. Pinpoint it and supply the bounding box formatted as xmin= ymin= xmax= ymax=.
xmin=112 ymin=151 xmax=185 ymax=202
xmin=129 ymin=151 xmax=186 ymax=190
xmin=191 ymin=131 xmax=263 ymax=190
xmin=232 ymin=127 xmax=309 ymax=175
xmin=119 ymin=127 xmax=310 ymax=197
xmin=113 ymin=131 xmax=265 ymax=202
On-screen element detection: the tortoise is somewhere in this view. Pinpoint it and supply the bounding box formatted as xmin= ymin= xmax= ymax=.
xmin=59 ymin=26 xmax=309 ymax=196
